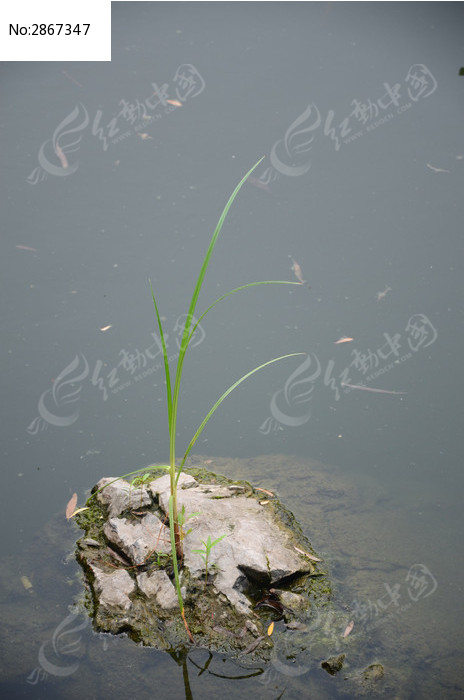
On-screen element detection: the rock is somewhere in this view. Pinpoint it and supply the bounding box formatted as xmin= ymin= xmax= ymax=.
xmin=151 ymin=472 xmax=313 ymax=614
xmin=76 ymin=467 xmax=329 ymax=656
xmin=95 ymin=477 xmax=152 ymax=518
xmin=278 ymin=590 xmax=308 ymax=611
xmin=321 ymin=653 xmax=346 ymax=675
xmin=137 ymin=570 xmax=178 ymax=609
xmin=149 ymin=472 xmax=196 ymax=496
xmin=103 ymin=512 xmax=171 ymax=565
xmin=363 ymin=663 xmax=385 ymax=681
xmin=90 ymin=564 xmax=135 ymax=610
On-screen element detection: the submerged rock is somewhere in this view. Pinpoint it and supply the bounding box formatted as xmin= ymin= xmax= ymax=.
xmin=75 ymin=467 xmax=331 ymax=656
xmin=321 ymin=653 xmax=346 ymax=675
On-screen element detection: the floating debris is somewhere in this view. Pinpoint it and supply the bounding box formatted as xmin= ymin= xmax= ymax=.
xmin=334 ymin=336 xmax=354 ymax=344
xmin=290 ymin=257 xmax=306 ymax=285
xmin=16 ymin=244 xmax=37 ymax=252
xmin=341 ymin=382 xmax=406 ymax=395
xmin=376 ymin=286 xmax=391 ymax=301
xmin=20 ymin=575 xmax=33 ymax=592
xmin=65 ymin=493 xmax=78 ymax=520
xmin=100 ymin=325 xmax=112 ymax=332
xmin=166 ymin=99 xmax=182 ymax=107
xmin=426 ymin=163 xmax=450 ymax=173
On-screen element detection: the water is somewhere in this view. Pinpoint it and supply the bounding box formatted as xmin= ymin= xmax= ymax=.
xmin=1 ymin=3 xmax=463 ymax=698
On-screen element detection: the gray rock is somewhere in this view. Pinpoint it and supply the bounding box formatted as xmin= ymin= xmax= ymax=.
xmin=95 ymin=477 xmax=152 ymax=518
xmin=137 ymin=570 xmax=178 ymax=609
xmin=90 ymin=564 xmax=135 ymax=610
xmin=149 ymin=472 xmax=196 ymax=498
xmin=103 ymin=512 xmax=171 ymax=565
xmin=278 ymin=590 xmax=308 ymax=611
xmin=151 ymin=473 xmax=313 ymax=614
xmin=77 ymin=468 xmax=327 ymax=655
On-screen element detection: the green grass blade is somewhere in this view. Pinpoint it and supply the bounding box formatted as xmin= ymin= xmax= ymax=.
xmin=179 ymin=157 xmax=265 ymax=356
xmin=169 ymin=157 xmax=265 ymax=465
xmin=149 ymin=279 xmax=173 ymax=423
xmin=179 ymin=352 xmax=306 ymax=471
xmin=187 ymin=280 xmax=302 ymax=346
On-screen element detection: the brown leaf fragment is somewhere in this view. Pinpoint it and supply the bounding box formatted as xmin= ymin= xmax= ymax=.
xmin=293 ymin=545 xmax=322 ymax=562
xmin=255 ymin=487 xmax=274 ymax=497
xmin=239 ymin=635 xmax=265 ymax=656
xmin=343 ymin=620 xmax=354 ymax=637
xmin=65 ymin=493 xmax=78 ymax=520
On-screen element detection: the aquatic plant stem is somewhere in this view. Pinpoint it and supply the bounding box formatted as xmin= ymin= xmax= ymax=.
xmin=169 ymin=496 xmax=194 ymax=643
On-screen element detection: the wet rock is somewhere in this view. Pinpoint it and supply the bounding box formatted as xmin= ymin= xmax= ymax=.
xmin=76 ymin=467 xmax=328 ymax=655
xmin=321 ymin=653 xmax=346 ymax=675
xmin=278 ymin=590 xmax=308 ymax=611
xmin=363 ymin=663 xmax=385 ymax=681
xmin=90 ymin=564 xmax=135 ymax=610
xmin=137 ymin=570 xmax=178 ymax=609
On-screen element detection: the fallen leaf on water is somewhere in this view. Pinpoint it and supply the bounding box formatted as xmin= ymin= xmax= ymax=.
xmin=290 ymin=257 xmax=306 ymax=285
xmin=343 ymin=620 xmax=354 ymax=637
xmin=426 ymin=163 xmax=450 ymax=173
xmin=334 ymin=336 xmax=354 ymax=344
xmin=16 ymin=245 xmax=37 ymax=252
xmin=100 ymin=325 xmax=112 ymax=332
xmin=293 ymin=545 xmax=322 ymax=562
xmin=68 ymin=507 xmax=89 ymax=518
xmin=166 ymin=99 xmax=182 ymax=107
xmin=20 ymin=575 xmax=33 ymax=591
xmin=267 ymin=621 xmax=275 ymax=636
xmin=65 ymin=493 xmax=78 ymax=520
